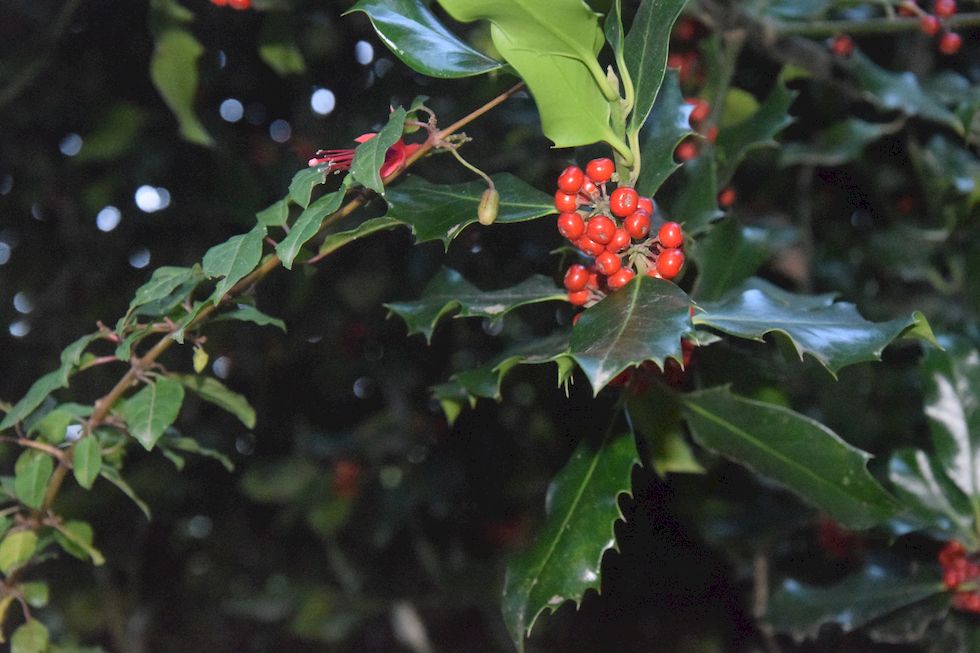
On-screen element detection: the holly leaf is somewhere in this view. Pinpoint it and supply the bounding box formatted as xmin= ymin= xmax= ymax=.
xmin=780 ymin=118 xmax=903 ymax=167
xmin=670 ymin=153 xmax=722 ymax=235
xmin=386 ymin=268 xmax=564 ymax=342
xmin=627 ymin=390 xmax=704 ymax=475
xmin=846 ymin=51 xmax=962 ymax=133
xmin=121 ymin=378 xmax=185 ymax=451
xmin=437 ymin=0 xmax=622 ymax=149
xmin=623 ymin=0 xmax=687 ymax=135
xmin=382 ymin=173 xmax=554 ymax=249
xmin=635 ymin=70 xmax=695 ymax=197
xmin=921 ymin=336 xmax=980 ymax=508
xmin=170 ymin=373 xmax=256 ymax=429
xmin=349 ymin=107 xmax=407 ymax=195
xmin=72 ymin=436 xmax=103 ymax=491
xmin=502 ymin=429 xmax=638 ymax=650
xmin=347 ymin=0 xmax=504 ymax=78
xmin=683 ymin=386 xmax=898 ymax=529
xmin=888 ymin=447 xmax=976 ymax=546
xmin=570 ymin=276 xmax=693 ymax=394
xmin=694 ymin=278 xmax=938 ymax=376
xmin=714 ymin=75 xmax=797 ymax=186
xmin=203 ymin=224 xmax=267 ymax=300
xmin=691 ymin=220 xmax=774 ymax=301
xmin=276 ymin=182 xmax=349 ymax=269
xmin=14 ymin=451 xmax=54 ymax=510
xmin=150 ymin=28 xmax=212 ymax=146
xmin=767 ymin=562 xmax=945 ymax=641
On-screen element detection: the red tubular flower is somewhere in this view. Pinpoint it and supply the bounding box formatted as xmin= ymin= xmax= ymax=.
xmin=308 ymin=132 xmax=421 ymax=179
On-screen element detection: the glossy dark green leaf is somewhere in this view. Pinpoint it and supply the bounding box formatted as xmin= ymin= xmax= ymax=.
xmin=72 ymin=436 xmax=102 ymax=491
xmin=671 ymin=154 xmax=722 ymax=235
xmin=570 ymin=276 xmax=693 ymax=394
xmin=691 ymin=219 xmax=771 ymax=301
xmin=386 ymin=268 xmax=564 ymax=342
xmin=258 ymin=13 xmax=306 ymax=75
xmin=683 ymin=386 xmax=898 ymax=529
xmin=99 ymin=467 xmax=151 ymax=519
xmin=349 ymin=107 xmax=407 ymax=194
xmin=150 ymin=28 xmax=212 ymax=146
xmin=502 ymin=429 xmax=638 ymax=649
xmin=603 ymin=0 xmax=624 ymax=61
xmin=635 ymin=70 xmax=695 ymax=197
xmin=288 ymin=167 xmax=328 ymax=209
xmin=864 ymin=593 xmax=949 ymax=645
xmin=347 ymin=0 xmax=504 ymax=78
xmin=888 ymin=447 xmax=975 ymax=545
xmin=767 ymin=562 xmax=945 ymax=640
xmin=277 ymin=182 xmax=349 ymax=269
xmin=0 ymin=530 xmax=37 ymax=574
xmin=920 ymin=135 xmax=980 ymax=209
xmin=780 ymin=118 xmax=903 ymax=167
xmin=171 ymin=373 xmax=256 ymax=429
xmin=14 ymin=450 xmax=54 ymax=510
xmin=53 ymin=519 xmax=105 ymax=565
xmin=921 ymin=336 xmax=980 ymax=506
xmin=694 ymin=277 xmax=938 ymax=375
xmin=11 ymin=619 xmax=49 ymax=653
xmin=438 ymin=0 xmax=623 ymax=150
xmin=382 ymin=173 xmax=554 ymax=249
xmin=317 ymin=217 xmax=404 ymax=258
xmin=623 ymin=0 xmax=687 ymax=135
xmin=121 ymin=378 xmax=185 ymax=451
xmin=213 ymin=305 xmax=286 ymax=331
xmin=0 ymin=371 xmax=64 ymax=430
xmin=847 ymin=51 xmax=962 ymax=133
xmin=714 ymin=75 xmax=797 ymax=185
xmin=203 ymin=224 xmax=267 ymax=300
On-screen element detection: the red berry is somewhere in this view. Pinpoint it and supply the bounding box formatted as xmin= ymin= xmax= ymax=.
xmin=831 ymin=34 xmax=854 ymax=58
xmin=673 ymin=18 xmax=698 ymax=41
xmin=624 ymin=211 xmax=651 ymax=240
xmin=586 ymin=271 xmax=599 ymax=289
xmin=607 ymin=267 xmax=635 ymax=289
xmin=332 ymin=459 xmax=361 ymax=498
xmin=557 ymin=166 xmax=585 ymax=194
xmin=564 ymin=264 xmax=590 ymax=292
xmin=557 ymin=211 xmax=585 ymax=240
xmin=576 ymin=236 xmax=606 ymax=257
xmin=567 ymin=290 xmax=590 ymax=306
xmin=596 ymin=251 xmax=622 ymax=276
xmin=675 ymin=139 xmax=699 ymax=162
xmin=585 ymin=158 xmax=614 ymax=184
xmin=945 ymin=569 xmax=961 ymax=589
xmin=934 ymin=0 xmax=956 ymax=18
xmin=919 ymin=14 xmax=941 ymax=36
xmin=637 ymin=196 xmax=654 ymax=216
xmin=687 ymin=98 xmax=710 ymax=125
xmin=939 ymin=31 xmax=962 ymax=55
xmin=607 ymin=228 xmax=632 ymax=253
xmin=554 ymin=191 xmax=578 ymax=213
xmin=586 ymin=215 xmax=616 ymax=245
xmin=656 ymin=248 xmax=685 ymax=279
xmin=705 ymin=126 xmax=718 ymax=143
xmin=229 ymin=0 xmax=250 ymax=8
xmin=609 ymin=186 xmax=639 ymax=218
xmin=718 ymin=186 xmax=737 ymax=209
xmin=580 ymin=179 xmax=598 ymax=198
xmin=658 ymin=221 xmax=684 ymax=248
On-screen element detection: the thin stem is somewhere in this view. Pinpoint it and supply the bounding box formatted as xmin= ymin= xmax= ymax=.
xmin=774 ymin=12 xmax=980 ymax=36
xmin=446 ymin=146 xmax=495 ymax=190
xmin=0 ymin=437 xmax=65 ymax=461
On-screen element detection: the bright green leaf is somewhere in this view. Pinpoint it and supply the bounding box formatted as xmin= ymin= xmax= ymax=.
xmin=348 ymin=107 xmax=407 ymax=194
xmin=11 ymin=619 xmax=49 ymax=653
xmin=150 ymin=29 xmax=213 ymax=146
xmin=276 ymin=183 xmax=348 ymax=269
xmin=58 ymin=333 xmax=99 ymax=385
xmin=72 ymin=436 xmax=103 ymax=491
xmin=121 ymin=378 xmax=185 ymax=451
xmin=570 ymin=276 xmax=693 ymax=394
xmin=53 ymin=520 xmax=105 ymax=565
xmin=28 ymin=408 xmax=73 ymax=444
xmin=624 ymin=0 xmax=687 ymax=135
xmin=0 ymin=531 xmax=38 ymax=574
xmin=382 ymin=173 xmax=554 ymax=249
xmin=171 ymin=373 xmax=256 ymax=429
xmin=683 ymin=386 xmax=898 ymax=529
xmin=385 ymin=268 xmax=564 ymax=342
xmin=288 ymin=167 xmax=327 ymax=209
xmin=502 ymin=429 xmax=638 ymax=649
xmin=126 ymin=265 xmax=205 ymax=319
xmin=347 ymin=0 xmax=505 ymax=78
xmin=889 ymin=447 xmax=975 ymax=546
xmin=20 ymin=582 xmax=48 ymax=609
xmin=256 ymin=199 xmax=289 ymax=228
xmin=627 ymin=390 xmax=704 ymax=475
xmin=14 ymin=450 xmax=54 ymax=510
xmin=0 ymin=371 xmax=65 ymax=430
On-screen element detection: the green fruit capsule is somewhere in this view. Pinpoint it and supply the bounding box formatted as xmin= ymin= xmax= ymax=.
xmin=478 ymin=188 xmax=499 ymax=225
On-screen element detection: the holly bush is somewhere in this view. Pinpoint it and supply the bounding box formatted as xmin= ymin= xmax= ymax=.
xmin=1 ymin=0 xmax=979 ymax=650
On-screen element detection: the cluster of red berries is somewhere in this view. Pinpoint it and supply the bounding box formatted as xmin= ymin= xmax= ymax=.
xmin=210 ymin=0 xmax=251 ymax=9
xmin=556 ymin=158 xmax=685 ymax=308
xmin=940 ymin=540 xmax=980 ymax=612
xmin=668 ymin=18 xmax=707 ymax=88
xmin=832 ymin=0 xmax=962 ymax=58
